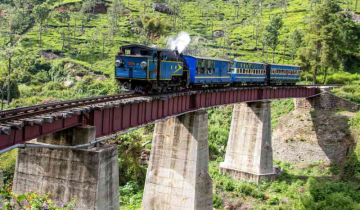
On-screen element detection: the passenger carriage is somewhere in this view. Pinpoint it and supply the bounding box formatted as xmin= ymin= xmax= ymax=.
xmin=182 ymin=55 xmax=232 ymax=86
xmin=270 ymin=64 xmax=301 ymax=85
xmin=230 ymin=61 xmax=267 ymax=84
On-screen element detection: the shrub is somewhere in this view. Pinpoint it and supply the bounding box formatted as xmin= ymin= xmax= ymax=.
xmin=331 ymin=85 xmax=360 ymax=103
xmin=213 ymin=194 xmax=223 ymax=208
xmin=0 ymin=149 xmax=17 ymax=183
xmin=325 ymin=72 xmax=360 ymax=85
xmin=268 ymin=197 xmax=280 ymax=205
xmin=0 ymin=183 xmax=77 ymax=210
xmin=224 ymin=179 xmax=235 ymax=191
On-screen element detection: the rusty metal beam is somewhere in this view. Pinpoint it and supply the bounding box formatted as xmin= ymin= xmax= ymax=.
xmin=0 ymin=86 xmax=319 ymax=150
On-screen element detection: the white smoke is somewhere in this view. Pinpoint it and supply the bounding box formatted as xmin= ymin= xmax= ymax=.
xmin=167 ymin=31 xmax=191 ymax=53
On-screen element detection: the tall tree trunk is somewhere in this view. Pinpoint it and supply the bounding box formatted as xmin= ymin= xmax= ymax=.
xmin=212 ymin=20 xmax=214 ymax=39
xmin=255 ymin=24 xmax=258 ymax=49
xmin=356 ymin=0 xmax=359 ymax=10
xmin=223 ymin=35 xmax=225 ymax=56
xmin=91 ymin=39 xmax=94 ymax=68
xmin=322 ymin=68 xmax=327 ymax=84
xmin=73 ymin=20 xmax=76 ymax=44
xmin=272 ymin=48 xmax=275 ymax=63
xmin=39 ymin=24 xmax=42 ymax=48
xmin=1 ymin=89 xmax=4 ymax=110
xmin=102 ymin=39 xmax=105 ymax=59
xmin=313 ymin=66 xmax=317 ymax=85
xmin=62 ymin=31 xmax=65 ymax=52
xmin=7 ymin=57 xmax=11 ymax=105
xmin=237 ymin=2 xmax=240 ymax=19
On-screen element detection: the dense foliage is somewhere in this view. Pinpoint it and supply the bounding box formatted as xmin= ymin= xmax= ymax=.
xmin=0 ymin=183 xmax=77 ymax=210
xmin=0 ymin=0 xmax=360 ymax=208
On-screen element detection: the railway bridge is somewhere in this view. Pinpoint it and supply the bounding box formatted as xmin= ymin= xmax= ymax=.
xmin=0 ymin=85 xmax=347 ymax=209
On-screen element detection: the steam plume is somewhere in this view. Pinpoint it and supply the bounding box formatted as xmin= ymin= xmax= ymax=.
xmin=167 ymin=31 xmax=191 ymax=53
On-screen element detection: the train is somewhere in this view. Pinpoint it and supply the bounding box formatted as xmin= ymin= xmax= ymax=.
xmin=115 ymin=44 xmax=301 ymax=93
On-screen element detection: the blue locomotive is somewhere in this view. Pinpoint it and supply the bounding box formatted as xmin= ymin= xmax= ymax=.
xmin=115 ymin=44 xmax=301 ymax=93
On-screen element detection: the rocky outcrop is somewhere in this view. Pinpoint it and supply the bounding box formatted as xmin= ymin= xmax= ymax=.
xmin=213 ymin=30 xmax=225 ymax=38
xmin=151 ymin=2 xmax=176 ymax=15
xmin=273 ymin=108 xmax=355 ymax=165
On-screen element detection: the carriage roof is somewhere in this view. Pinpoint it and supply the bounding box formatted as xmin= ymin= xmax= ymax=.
xmin=183 ymin=55 xmax=231 ymax=62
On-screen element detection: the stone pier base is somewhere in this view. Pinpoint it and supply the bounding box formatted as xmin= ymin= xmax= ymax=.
xmin=142 ymin=111 xmax=213 ymax=210
xmin=220 ymin=102 xmax=277 ymax=184
xmin=220 ymin=168 xmax=277 ymax=183
xmin=12 ymin=126 xmax=119 ymax=210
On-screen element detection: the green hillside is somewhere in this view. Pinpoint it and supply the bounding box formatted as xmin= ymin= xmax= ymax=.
xmin=0 ymin=0 xmax=359 ymax=108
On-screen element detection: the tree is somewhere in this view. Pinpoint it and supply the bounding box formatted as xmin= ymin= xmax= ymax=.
xmin=243 ymin=0 xmax=250 ymax=17
xmin=70 ymin=11 xmax=80 ymax=44
xmin=137 ymin=15 xmax=169 ymax=44
xmin=107 ymin=0 xmax=122 ymax=35
xmin=263 ymin=15 xmax=283 ymax=63
xmin=87 ymin=29 xmax=99 ymax=68
xmin=277 ymin=0 xmax=287 ymax=14
xmin=0 ymin=45 xmax=20 ymax=105
xmin=299 ymin=0 xmax=360 ymax=84
xmin=33 ymin=4 xmax=50 ymax=48
xmin=288 ymin=29 xmax=303 ymax=62
xmin=54 ymin=11 xmax=70 ymax=50
xmin=7 ymin=9 xmax=22 ymax=44
xmin=80 ymin=1 xmax=92 ymax=34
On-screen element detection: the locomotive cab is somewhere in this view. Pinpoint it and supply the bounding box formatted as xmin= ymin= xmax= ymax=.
xmin=115 ymin=44 xmax=187 ymax=93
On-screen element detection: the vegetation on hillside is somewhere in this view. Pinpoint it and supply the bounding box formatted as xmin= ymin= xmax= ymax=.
xmin=0 ymin=0 xmax=360 ymax=209
xmin=0 ymin=0 xmax=359 ymax=110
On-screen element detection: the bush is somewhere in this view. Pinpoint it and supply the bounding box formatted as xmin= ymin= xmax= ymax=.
xmin=213 ymin=194 xmax=223 ymax=208
xmin=0 ymin=149 xmax=17 ymax=183
xmin=268 ymin=197 xmax=280 ymax=205
xmin=332 ymin=85 xmax=360 ymax=104
xmin=18 ymin=84 xmax=35 ymax=98
xmin=224 ymin=179 xmax=235 ymax=191
xmin=0 ymin=184 xmax=77 ymax=210
xmin=325 ymin=72 xmax=360 ymax=85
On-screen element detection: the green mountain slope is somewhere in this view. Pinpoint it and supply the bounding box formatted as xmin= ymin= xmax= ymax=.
xmin=0 ymin=0 xmax=359 ymax=107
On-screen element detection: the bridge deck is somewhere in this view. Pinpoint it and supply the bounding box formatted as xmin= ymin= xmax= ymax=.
xmin=0 ymin=86 xmax=321 ymax=151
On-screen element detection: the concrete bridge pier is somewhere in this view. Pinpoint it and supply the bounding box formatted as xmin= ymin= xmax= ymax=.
xmin=220 ymin=102 xmax=277 ymax=184
xmin=142 ymin=110 xmax=213 ymax=210
xmin=12 ymin=126 xmax=119 ymax=210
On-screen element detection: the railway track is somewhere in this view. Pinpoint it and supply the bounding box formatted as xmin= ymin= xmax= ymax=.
xmin=0 ymin=93 xmax=141 ymax=123
xmin=0 ymin=84 xmax=338 ymax=124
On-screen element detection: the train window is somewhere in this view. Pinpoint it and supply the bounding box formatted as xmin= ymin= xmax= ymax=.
xmin=201 ymin=60 xmax=205 ymax=74
xmin=140 ymin=50 xmax=150 ymax=56
xmin=125 ymin=50 xmax=131 ymax=55
xmin=196 ymin=60 xmax=201 ymax=74
xmin=210 ymin=61 xmax=214 ymax=74
xmin=207 ymin=61 xmax=211 ymax=74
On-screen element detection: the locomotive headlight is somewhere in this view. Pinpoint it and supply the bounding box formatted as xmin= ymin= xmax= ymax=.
xmin=140 ymin=61 xmax=147 ymax=69
xmin=115 ymin=60 xmax=122 ymax=67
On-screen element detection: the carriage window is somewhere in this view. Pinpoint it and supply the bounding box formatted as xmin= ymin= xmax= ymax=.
xmin=125 ymin=50 xmax=131 ymax=55
xmin=140 ymin=50 xmax=150 ymax=56
xmin=207 ymin=60 xmax=212 ymax=74
xmin=211 ymin=61 xmax=215 ymax=74
xmin=201 ymin=60 xmax=205 ymax=74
